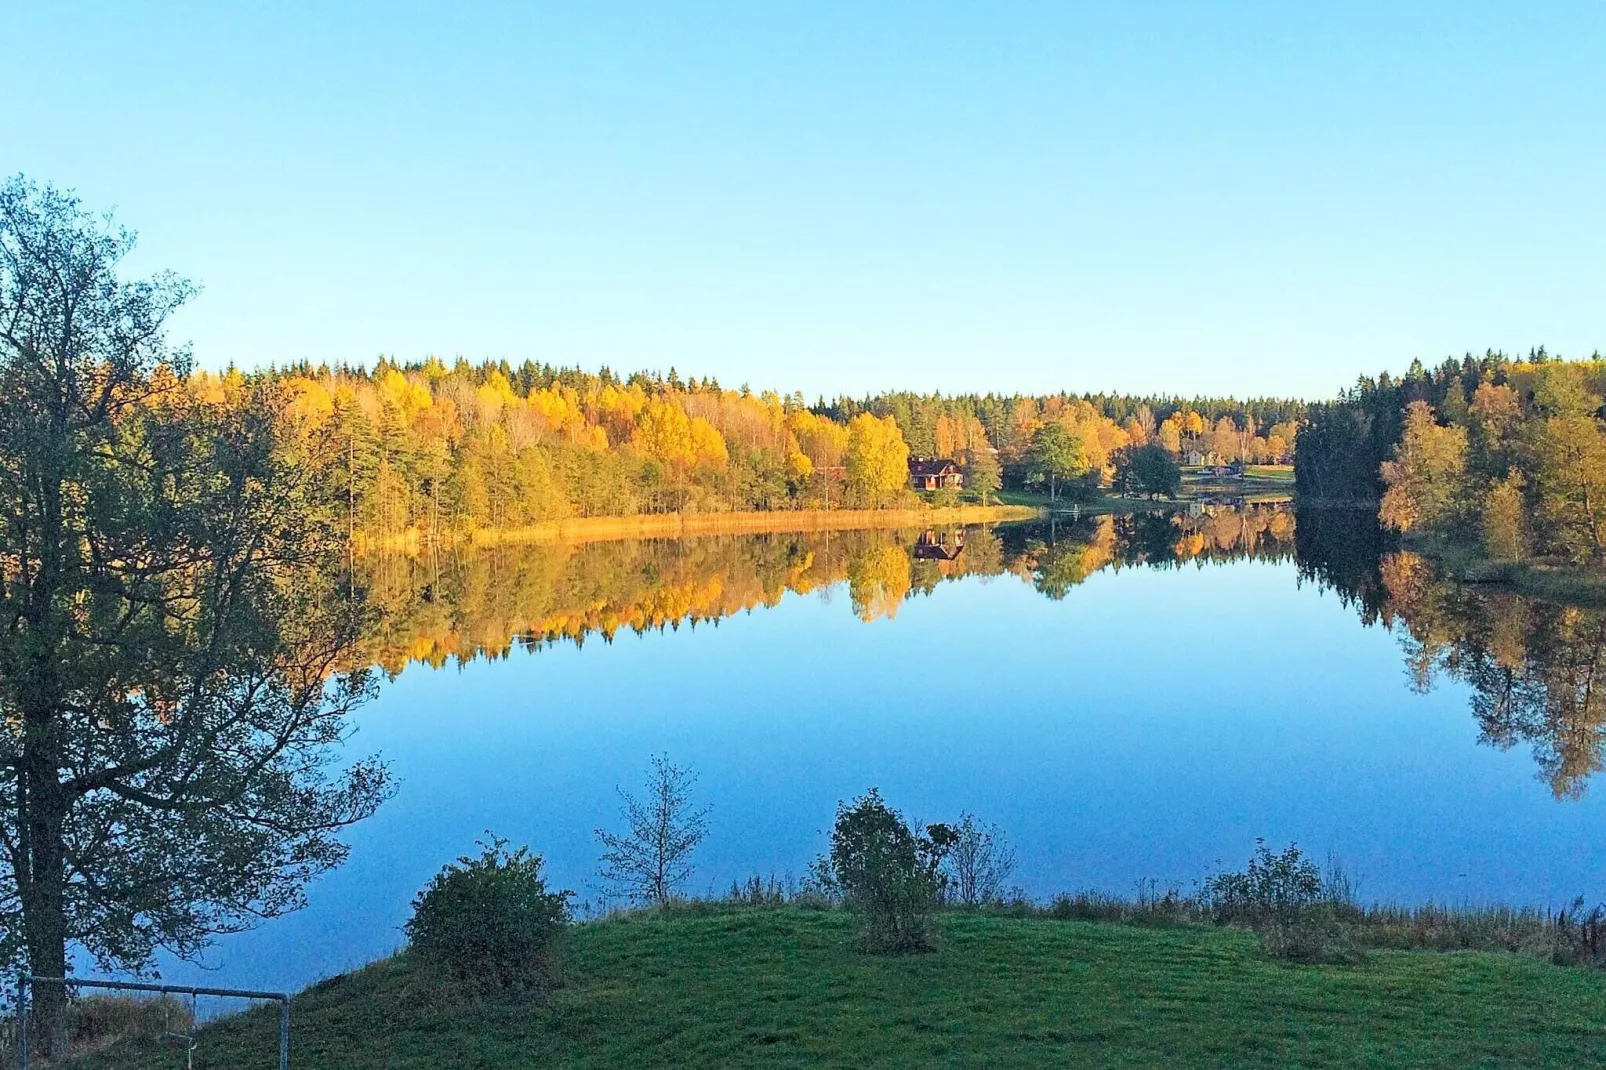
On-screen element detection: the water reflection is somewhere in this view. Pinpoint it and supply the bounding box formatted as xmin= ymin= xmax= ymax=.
xmin=143 ymin=505 xmax=1606 ymax=992
xmin=1377 ymin=553 xmax=1606 ymax=799
xmin=357 ymin=504 xmax=1298 ymax=671
xmin=1298 ymin=506 xmax=1606 ymax=798
xmin=359 ymin=505 xmax=1606 ymax=799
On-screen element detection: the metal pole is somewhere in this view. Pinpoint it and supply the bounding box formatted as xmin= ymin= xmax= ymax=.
xmin=17 ymin=971 xmax=27 ymax=1070
xmin=21 ymin=976 xmax=285 ymax=1002
xmin=278 ymin=996 xmax=290 ymax=1070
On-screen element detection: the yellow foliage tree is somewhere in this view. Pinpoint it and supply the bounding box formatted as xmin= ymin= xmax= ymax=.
xmin=845 ymin=413 xmax=910 ymax=507
xmin=1379 ymin=402 xmax=1468 ymax=532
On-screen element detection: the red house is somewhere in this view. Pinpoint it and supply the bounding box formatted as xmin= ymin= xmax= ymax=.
xmin=908 ymin=457 xmax=963 ymax=491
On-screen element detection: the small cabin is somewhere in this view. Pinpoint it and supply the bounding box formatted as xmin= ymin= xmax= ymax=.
xmin=908 ymin=457 xmax=963 ymax=491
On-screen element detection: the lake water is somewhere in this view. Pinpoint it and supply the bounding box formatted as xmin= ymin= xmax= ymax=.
xmin=154 ymin=509 xmax=1606 ymax=995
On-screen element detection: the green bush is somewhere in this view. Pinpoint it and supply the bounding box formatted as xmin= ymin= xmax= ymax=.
xmin=1203 ymin=840 xmax=1355 ymax=963
xmin=817 ymin=789 xmax=956 ymax=954
xmin=405 ymin=837 xmax=573 ymax=993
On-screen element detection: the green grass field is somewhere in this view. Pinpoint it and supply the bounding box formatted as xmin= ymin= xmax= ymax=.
xmin=1179 ymin=464 xmax=1295 ymax=503
xmin=74 ymin=907 xmax=1606 ymax=1068
xmin=994 ymin=463 xmax=1295 ymax=515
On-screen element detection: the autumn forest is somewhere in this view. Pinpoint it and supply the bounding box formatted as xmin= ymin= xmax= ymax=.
xmin=193 ymin=358 xmax=1304 ymax=542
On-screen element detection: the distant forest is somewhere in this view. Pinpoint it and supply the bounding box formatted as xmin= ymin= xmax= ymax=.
xmin=210 ymin=358 xmax=1304 ymax=540
xmin=1295 ymin=349 xmax=1606 ymax=565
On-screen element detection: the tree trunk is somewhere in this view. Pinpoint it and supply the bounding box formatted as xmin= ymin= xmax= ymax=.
xmin=17 ymin=414 xmax=73 ymax=1057
xmin=19 ymin=572 xmax=69 ymax=1056
xmin=20 ymin=732 xmax=69 ymax=1057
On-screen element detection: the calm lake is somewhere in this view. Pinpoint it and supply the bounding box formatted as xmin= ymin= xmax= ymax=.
xmin=156 ymin=508 xmax=1606 ymax=994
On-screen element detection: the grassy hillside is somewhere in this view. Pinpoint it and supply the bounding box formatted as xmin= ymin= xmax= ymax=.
xmin=74 ymin=906 xmax=1606 ymax=1069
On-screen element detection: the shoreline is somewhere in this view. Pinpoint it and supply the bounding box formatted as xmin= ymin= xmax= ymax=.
xmin=1413 ymin=538 xmax=1606 ymax=607
xmin=356 ymin=503 xmax=1042 ymax=554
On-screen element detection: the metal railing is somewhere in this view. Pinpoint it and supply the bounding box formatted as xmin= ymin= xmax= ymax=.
xmin=15 ymin=974 xmax=290 ymax=1070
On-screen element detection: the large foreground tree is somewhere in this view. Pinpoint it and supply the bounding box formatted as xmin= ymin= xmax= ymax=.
xmin=0 ymin=176 xmax=390 ymax=1056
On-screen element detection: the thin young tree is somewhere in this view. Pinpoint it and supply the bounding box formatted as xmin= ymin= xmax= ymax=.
xmin=945 ymin=812 xmax=1018 ymax=907
xmin=0 ymin=176 xmax=391 ymax=1055
xmin=595 ymin=755 xmax=710 ymax=905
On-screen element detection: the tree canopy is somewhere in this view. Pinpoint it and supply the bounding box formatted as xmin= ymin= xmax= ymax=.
xmin=1026 ymin=424 xmax=1089 ymax=501
xmin=0 ymin=176 xmax=389 ymax=1055
xmin=1115 ymin=443 xmax=1182 ymax=500
xmin=1320 ymin=351 xmax=1606 ymax=565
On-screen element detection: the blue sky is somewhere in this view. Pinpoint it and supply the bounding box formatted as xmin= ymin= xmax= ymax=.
xmin=3 ymin=2 xmax=1601 ymax=399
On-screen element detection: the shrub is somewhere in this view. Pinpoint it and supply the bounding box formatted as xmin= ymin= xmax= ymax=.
xmin=68 ymin=995 xmax=193 ymax=1054
xmin=1049 ymin=890 xmax=1131 ymax=923
xmin=405 ymin=836 xmax=573 ymax=993
xmin=1045 ymin=881 xmax=1194 ymax=927
xmin=818 ymin=789 xmax=956 ymax=954
xmin=726 ymin=874 xmax=793 ymax=907
xmin=1204 ymin=840 xmax=1321 ymax=927
xmin=1203 ymin=840 xmax=1354 ymax=963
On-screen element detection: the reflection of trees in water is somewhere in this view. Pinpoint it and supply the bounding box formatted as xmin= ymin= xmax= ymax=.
xmin=1293 ymin=505 xmax=1396 ymax=625
xmin=1296 ymin=506 xmax=1606 ymax=798
xmin=366 ymin=504 xmax=1606 ymax=797
xmin=358 ymin=505 xmax=1299 ymax=670
xmin=1003 ymin=507 xmax=1296 ymax=599
xmin=1378 ymin=553 xmax=1606 ymax=799
xmin=848 ymin=545 xmax=913 ymax=622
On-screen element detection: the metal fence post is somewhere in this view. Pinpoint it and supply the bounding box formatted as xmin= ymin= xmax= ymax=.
xmin=278 ymin=994 xmax=290 ymax=1070
xmin=16 ymin=971 xmax=27 ymax=1070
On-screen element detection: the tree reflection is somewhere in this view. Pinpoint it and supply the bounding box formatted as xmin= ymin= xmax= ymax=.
xmin=1378 ymin=552 xmax=1606 ymax=799
xmin=1297 ymin=507 xmax=1606 ymax=798
xmin=360 ymin=506 xmax=1606 ymax=795
xmin=357 ymin=504 xmax=1298 ymax=671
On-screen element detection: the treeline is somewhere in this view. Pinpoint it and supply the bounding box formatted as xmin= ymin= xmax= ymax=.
xmin=195 ymin=360 xmax=1301 ymax=543
xmin=1296 ymin=349 xmax=1524 ymax=503
xmin=204 ymin=359 xmax=909 ymax=538
xmin=1295 ymin=348 xmax=1606 ymax=564
xmin=831 ymin=390 xmax=1302 ymax=474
